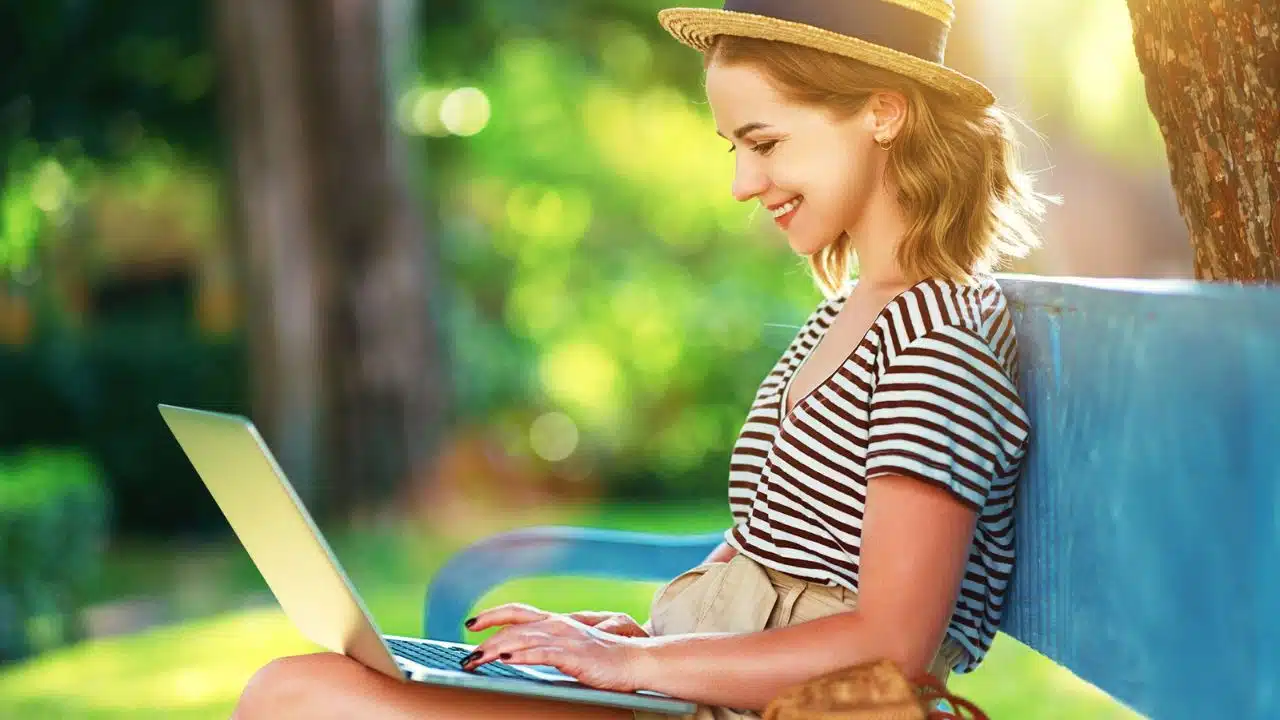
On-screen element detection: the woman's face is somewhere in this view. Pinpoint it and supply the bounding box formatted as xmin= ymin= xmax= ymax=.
xmin=705 ymin=61 xmax=887 ymax=256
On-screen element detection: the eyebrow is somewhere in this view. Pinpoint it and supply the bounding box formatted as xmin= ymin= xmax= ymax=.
xmin=716 ymin=122 xmax=771 ymax=140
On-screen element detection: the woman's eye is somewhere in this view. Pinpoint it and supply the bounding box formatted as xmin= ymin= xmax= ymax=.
xmin=726 ymin=140 xmax=778 ymax=155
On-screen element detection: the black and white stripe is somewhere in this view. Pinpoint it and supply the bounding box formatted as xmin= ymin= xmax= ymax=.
xmin=725 ymin=276 xmax=1030 ymax=673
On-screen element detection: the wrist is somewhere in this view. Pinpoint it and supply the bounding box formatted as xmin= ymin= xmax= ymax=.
xmin=625 ymin=636 xmax=667 ymax=691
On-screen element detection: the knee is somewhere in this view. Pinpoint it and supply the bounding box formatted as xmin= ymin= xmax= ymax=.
xmin=233 ymin=653 xmax=349 ymax=719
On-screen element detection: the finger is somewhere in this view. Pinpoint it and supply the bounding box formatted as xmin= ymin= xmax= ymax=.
xmin=594 ymin=617 xmax=641 ymax=637
xmin=592 ymin=617 xmax=622 ymax=631
xmin=465 ymin=627 xmax=557 ymax=670
xmin=465 ymin=603 xmax=550 ymax=632
xmin=494 ymin=646 xmax=574 ymax=674
xmin=477 ymin=615 xmax=577 ymax=639
xmin=564 ymin=611 xmax=614 ymax=626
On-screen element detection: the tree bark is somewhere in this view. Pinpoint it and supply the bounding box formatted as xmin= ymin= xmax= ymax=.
xmin=1126 ymin=0 xmax=1280 ymax=281
xmin=215 ymin=0 xmax=447 ymax=519
xmin=215 ymin=0 xmax=328 ymax=505
xmin=307 ymin=0 xmax=448 ymax=521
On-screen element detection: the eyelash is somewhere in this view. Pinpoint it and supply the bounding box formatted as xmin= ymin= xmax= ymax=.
xmin=728 ymin=140 xmax=779 ymax=156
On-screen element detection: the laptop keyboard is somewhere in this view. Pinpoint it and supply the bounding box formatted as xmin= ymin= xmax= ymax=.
xmin=385 ymin=638 xmax=541 ymax=681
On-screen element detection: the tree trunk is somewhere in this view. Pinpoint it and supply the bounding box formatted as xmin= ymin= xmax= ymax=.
xmin=1126 ymin=0 xmax=1280 ymax=281
xmin=307 ymin=0 xmax=449 ymax=521
xmin=215 ymin=0 xmax=448 ymax=519
xmin=215 ymin=0 xmax=329 ymax=505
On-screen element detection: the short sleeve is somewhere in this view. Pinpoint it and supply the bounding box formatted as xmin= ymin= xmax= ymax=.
xmin=865 ymin=324 xmax=1029 ymax=510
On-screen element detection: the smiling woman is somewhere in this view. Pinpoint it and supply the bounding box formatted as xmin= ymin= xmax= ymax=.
xmin=227 ymin=2 xmax=1052 ymax=719
xmin=701 ymin=34 xmax=1049 ymax=297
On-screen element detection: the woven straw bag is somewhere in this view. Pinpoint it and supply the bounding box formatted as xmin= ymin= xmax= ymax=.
xmin=762 ymin=659 xmax=988 ymax=720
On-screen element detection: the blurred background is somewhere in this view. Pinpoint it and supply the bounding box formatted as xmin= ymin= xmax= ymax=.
xmin=0 ymin=0 xmax=1179 ymax=717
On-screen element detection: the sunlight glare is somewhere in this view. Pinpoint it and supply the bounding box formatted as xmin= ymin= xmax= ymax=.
xmin=538 ymin=341 xmax=623 ymax=422
xmin=441 ymin=87 xmax=491 ymax=137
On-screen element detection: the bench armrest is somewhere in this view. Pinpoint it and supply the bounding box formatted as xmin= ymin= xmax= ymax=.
xmin=423 ymin=526 xmax=725 ymax=641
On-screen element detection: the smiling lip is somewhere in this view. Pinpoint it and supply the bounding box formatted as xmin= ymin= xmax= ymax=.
xmin=772 ymin=198 xmax=801 ymax=230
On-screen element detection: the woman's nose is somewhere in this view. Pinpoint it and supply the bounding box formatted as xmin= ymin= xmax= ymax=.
xmin=731 ymin=159 xmax=769 ymax=203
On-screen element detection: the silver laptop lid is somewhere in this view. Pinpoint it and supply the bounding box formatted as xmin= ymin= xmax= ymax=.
xmin=158 ymin=404 xmax=402 ymax=679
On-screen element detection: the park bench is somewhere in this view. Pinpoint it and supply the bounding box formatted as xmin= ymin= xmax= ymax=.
xmin=423 ymin=275 xmax=1280 ymax=719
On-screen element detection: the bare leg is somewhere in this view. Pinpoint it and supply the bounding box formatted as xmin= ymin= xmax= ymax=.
xmin=232 ymin=652 xmax=634 ymax=720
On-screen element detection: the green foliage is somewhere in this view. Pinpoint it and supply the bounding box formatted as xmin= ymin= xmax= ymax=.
xmin=397 ymin=2 xmax=812 ymax=503
xmin=0 ymin=1 xmax=217 ymax=162
xmin=75 ymin=324 xmax=248 ymax=535
xmin=0 ymin=312 xmax=248 ymax=536
xmin=0 ymin=0 xmax=217 ymax=274
xmin=413 ymin=25 xmax=825 ymax=499
xmin=0 ymin=141 xmax=89 ymax=274
xmin=0 ymin=449 xmax=109 ymax=663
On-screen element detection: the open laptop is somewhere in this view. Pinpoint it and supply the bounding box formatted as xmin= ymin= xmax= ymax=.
xmin=158 ymin=403 xmax=696 ymax=715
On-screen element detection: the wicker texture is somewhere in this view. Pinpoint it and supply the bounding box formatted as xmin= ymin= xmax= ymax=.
xmin=657 ymin=5 xmax=994 ymax=106
xmin=762 ymin=659 xmax=989 ymax=720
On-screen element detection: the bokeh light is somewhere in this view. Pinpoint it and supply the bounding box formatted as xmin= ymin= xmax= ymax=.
xmin=537 ymin=340 xmax=623 ymax=423
xmin=597 ymin=22 xmax=653 ymax=83
xmin=31 ymin=160 xmax=71 ymax=214
xmin=529 ymin=411 xmax=579 ymax=461
xmin=413 ymin=89 xmax=452 ymax=137
xmin=440 ymin=87 xmax=491 ymax=137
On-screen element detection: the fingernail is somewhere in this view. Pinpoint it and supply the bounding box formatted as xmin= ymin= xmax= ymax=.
xmin=460 ymin=650 xmax=482 ymax=668
xmin=464 ymin=617 xmax=477 ymax=628
xmin=499 ymin=653 xmax=512 ymax=661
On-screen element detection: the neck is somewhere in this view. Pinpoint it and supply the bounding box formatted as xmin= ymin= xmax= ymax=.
xmin=844 ymin=183 xmax=914 ymax=292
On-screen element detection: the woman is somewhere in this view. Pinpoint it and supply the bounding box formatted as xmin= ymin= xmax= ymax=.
xmin=232 ymin=1 xmax=1048 ymax=717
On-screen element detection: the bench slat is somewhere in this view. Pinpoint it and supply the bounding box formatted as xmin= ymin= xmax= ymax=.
xmin=999 ymin=275 xmax=1280 ymax=720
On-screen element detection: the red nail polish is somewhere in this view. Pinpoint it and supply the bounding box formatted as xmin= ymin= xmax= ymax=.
xmin=499 ymin=653 xmax=512 ymax=661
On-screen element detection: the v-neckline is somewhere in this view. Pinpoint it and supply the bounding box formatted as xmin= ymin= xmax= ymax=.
xmin=779 ymin=286 xmax=854 ymax=423
xmin=778 ymin=277 xmax=947 ymax=427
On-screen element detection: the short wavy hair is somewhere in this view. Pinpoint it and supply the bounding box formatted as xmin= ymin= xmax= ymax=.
xmin=705 ymin=36 xmax=1053 ymax=297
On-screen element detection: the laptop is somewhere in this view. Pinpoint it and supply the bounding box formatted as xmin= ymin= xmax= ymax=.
xmin=158 ymin=403 xmax=697 ymax=716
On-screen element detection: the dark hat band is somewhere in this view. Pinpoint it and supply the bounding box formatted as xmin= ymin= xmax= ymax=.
xmin=723 ymin=0 xmax=948 ymax=64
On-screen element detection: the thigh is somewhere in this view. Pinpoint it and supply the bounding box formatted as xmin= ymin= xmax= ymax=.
xmin=233 ymin=652 xmax=633 ymax=720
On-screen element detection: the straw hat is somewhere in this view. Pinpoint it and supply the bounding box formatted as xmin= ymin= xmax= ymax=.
xmin=657 ymin=0 xmax=994 ymax=106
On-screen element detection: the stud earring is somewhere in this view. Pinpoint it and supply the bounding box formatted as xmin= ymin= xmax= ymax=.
xmin=876 ymin=136 xmax=894 ymax=151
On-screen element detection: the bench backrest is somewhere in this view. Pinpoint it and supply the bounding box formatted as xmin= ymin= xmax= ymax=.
xmin=998 ymin=275 xmax=1280 ymax=719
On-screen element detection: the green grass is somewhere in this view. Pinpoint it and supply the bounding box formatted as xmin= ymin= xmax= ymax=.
xmin=0 ymin=503 xmax=1143 ymax=718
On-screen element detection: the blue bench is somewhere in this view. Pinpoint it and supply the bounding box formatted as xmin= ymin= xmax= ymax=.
xmin=425 ymin=275 xmax=1280 ymax=719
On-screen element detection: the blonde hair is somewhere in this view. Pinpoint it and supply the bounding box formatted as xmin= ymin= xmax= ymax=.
xmin=706 ymin=36 xmax=1053 ymax=297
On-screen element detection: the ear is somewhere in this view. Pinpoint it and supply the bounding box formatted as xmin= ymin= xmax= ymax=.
xmin=865 ymin=90 xmax=908 ymax=144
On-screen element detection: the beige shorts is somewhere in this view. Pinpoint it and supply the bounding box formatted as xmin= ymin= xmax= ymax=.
xmin=633 ymin=553 xmax=967 ymax=720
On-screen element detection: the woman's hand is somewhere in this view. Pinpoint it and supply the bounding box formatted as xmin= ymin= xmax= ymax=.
xmin=465 ymin=604 xmax=649 ymax=638
xmin=461 ymin=603 xmax=650 ymax=692
xmin=557 ymin=610 xmax=650 ymax=638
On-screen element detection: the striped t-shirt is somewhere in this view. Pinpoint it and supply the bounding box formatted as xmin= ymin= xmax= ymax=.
xmin=725 ymin=275 xmax=1030 ymax=673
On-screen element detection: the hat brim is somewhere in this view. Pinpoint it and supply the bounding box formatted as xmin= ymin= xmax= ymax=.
xmin=658 ymin=8 xmax=995 ymax=107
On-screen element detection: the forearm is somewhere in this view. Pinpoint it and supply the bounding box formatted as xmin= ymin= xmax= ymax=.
xmin=632 ymin=612 xmax=910 ymax=712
